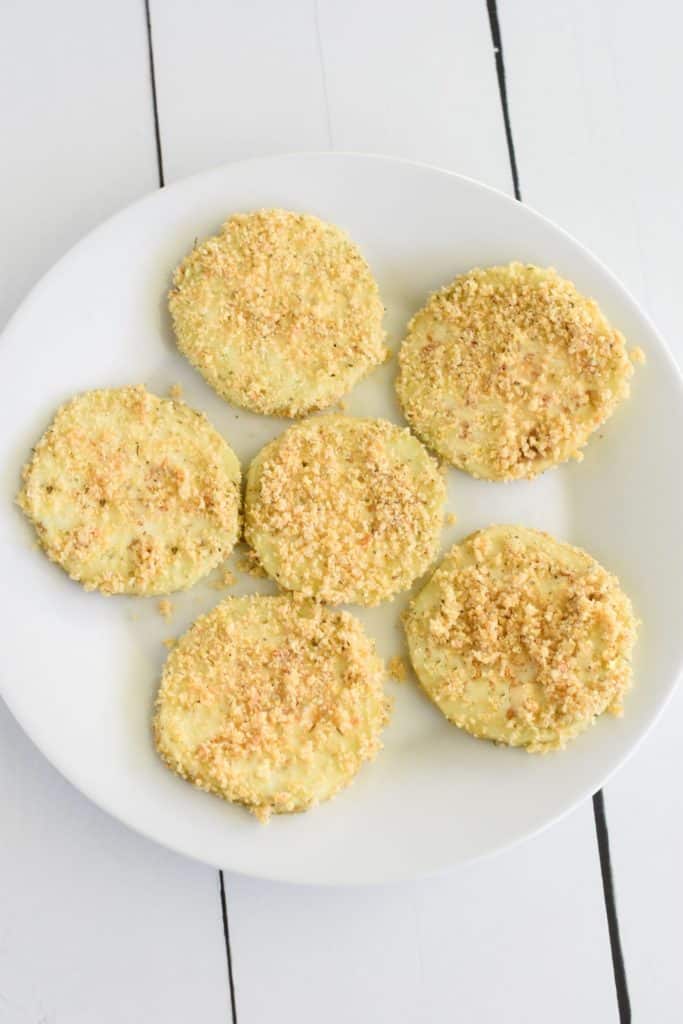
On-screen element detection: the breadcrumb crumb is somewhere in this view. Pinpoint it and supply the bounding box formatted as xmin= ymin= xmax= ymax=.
xmin=158 ymin=599 xmax=173 ymax=620
xmin=210 ymin=568 xmax=236 ymax=590
xmin=388 ymin=655 xmax=408 ymax=682
xmin=238 ymin=551 xmax=268 ymax=578
xmin=168 ymin=383 xmax=183 ymax=401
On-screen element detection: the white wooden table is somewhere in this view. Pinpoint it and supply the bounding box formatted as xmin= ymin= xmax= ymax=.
xmin=1 ymin=2 xmax=681 ymax=1021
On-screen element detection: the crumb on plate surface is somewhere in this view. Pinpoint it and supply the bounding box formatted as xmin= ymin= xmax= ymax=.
xmin=388 ymin=655 xmax=408 ymax=682
xmin=210 ymin=567 xmax=236 ymax=590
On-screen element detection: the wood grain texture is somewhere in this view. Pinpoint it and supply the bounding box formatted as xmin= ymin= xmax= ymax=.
xmin=0 ymin=698 xmax=230 ymax=1024
xmin=0 ymin=0 xmax=158 ymax=326
xmin=229 ymin=812 xmax=617 ymax=1024
xmin=149 ymin=0 xmax=329 ymax=183
xmin=317 ymin=0 xmax=511 ymax=190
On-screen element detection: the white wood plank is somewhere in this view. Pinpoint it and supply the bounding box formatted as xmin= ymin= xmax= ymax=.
xmin=501 ymin=1 xmax=683 ymax=1019
xmin=150 ymin=2 xmax=617 ymax=1020
xmin=0 ymin=0 xmax=158 ymax=325
xmin=0 ymin=3 xmax=229 ymax=1022
xmin=0 ymin=702 xmax=228 ymax=1024
xmin=150 ymin=0 xmax=330 ymax=183
xmin=417 ymin=808 xmax=616 ymax=1023
xmin=318 ymin=0 xmax=512 ymax=192
xmin=228 ymin=873 xmax=424 ymax=1024
xmin=229 ymin=809 xmax=616 ymax=1024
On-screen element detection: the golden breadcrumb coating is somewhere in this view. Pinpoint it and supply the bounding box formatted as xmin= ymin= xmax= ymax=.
xmin=154 ymin=594 xmax=390 ymax=820
xmin=244 ymin=415 xmax=446 ymax=606
xmin=404 ymin=526 xmax=637 ymax=751
xmin=396 ymin=263 xmax=637 ymax=480
xmin=169 ymin=208 xmax=387 ymax=417
xmin=18 ymin=385 xmax=241 ymax=595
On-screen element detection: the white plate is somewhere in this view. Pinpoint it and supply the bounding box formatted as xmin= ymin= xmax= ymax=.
xmin=1 ymin=153 xmax=682 ymax=885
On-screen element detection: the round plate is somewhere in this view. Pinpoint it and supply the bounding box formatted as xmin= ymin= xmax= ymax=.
xmin=1 ymin=153 xmax=681 ymax=885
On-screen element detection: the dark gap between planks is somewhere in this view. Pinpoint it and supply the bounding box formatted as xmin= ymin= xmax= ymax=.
xmin=142 ymin=3 xmax=237 ymax=1022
